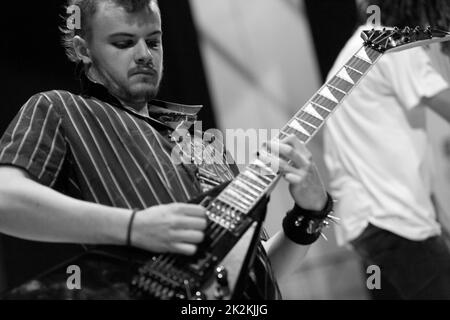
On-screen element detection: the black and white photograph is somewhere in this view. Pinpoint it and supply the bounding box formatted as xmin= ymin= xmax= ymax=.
xmin=0 ymin=0 xmax=450 ymax=313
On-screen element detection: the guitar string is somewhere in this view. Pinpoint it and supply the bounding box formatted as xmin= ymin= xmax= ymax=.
xmin=150 ymin=45 xmax=381 ymax=280
xmin=146 ymin=45 xmax=382 ymax=293
xmin=148 ymin=140 xmax=261 ymax=285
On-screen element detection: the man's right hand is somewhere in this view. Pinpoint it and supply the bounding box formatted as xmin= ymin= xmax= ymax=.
xmin=130 ymin=203 xmax=207 ymax=255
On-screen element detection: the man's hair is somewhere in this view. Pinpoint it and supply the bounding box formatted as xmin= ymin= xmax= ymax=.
xmin=357 ymin=0 xmax=450 ymax=28
xmin=61 ymin=0 xmax=159 ymax=63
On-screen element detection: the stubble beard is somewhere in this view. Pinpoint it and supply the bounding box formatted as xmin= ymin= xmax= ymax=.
xmin=88 ymin=60 xmax=163 ymax=105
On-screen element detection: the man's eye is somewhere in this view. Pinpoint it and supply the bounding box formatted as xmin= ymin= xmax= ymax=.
xmin=146 ymin=40 xmax=160 ymax=48
xmin=112 ymin=41 xmax=134 ymax=49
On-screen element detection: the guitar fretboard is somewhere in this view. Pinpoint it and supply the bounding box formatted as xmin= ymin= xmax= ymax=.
xmin=210 ymin=45 xmax=383 ymax=224
xmin=281 ymin=46 xmax=382 ymax=143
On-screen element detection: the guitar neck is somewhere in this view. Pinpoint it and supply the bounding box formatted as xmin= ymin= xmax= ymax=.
xmin=212 ymin=45 xmax=383 ymax=215
xmin=280 ymin=45 xmax=382 ymax=143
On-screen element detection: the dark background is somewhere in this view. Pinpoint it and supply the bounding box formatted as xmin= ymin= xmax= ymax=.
xmin=0 ymin=0 xmax=357 ymax=291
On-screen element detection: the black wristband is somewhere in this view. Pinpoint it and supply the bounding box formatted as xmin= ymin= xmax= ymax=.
xmin=282 ymin=193 xmax=334 ymax=245
xmin=282 ymin=214 xmax=321 ymax=245
xmin=126 ymin=210 xmax=139 ymax=247
xmin=290 ymin=192 xmax=334 ymax=219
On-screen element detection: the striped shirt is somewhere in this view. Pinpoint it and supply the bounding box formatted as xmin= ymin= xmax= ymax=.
xmin=0 ymin=75 xmax=281 ymax=299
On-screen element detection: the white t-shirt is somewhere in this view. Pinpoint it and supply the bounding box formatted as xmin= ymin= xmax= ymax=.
xmin=324 ymin=25 xmax=449 ymax=245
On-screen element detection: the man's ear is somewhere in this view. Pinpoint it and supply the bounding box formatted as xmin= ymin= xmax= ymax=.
xmin=73 ymin=35 xmax=92 ymax=64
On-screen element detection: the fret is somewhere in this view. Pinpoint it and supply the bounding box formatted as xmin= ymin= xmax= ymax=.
xmin=219 ymin=193 xmax=249 ymax=212
xmin=243 ymin=168 xmax=271 ymax=186
xmin=310 ymin=100 xmax=332 ymax=115
xmin=365 ymin=46 xmax=382 ymax=61
xmin=297 ymin=111 xmax=323 ymax=128
xmin=252 ymin=158 xmax=278 ymax=176
xmin=283 ymin=127 xmax=309 ymax=142
xmin=336 ymin=68 xmax=356 ymax=85
xmin=241 ymin=170 xmax=270 ymax=189
xmin=229 ymin=181 xmax=258 ymax=200
xmin=278 ymin=131 xmax=289 ymax=139
xmin=311 ymin=94 xmax=337 ymax=111
xmin=237 ymin=175 xmax=264 ymax=193
xmin=302 ymin=103 xmax=325 ymax=121
xmin=280 ymin=128 xmax=294 ymax=139
xmin=355 ymin=46 xmax=373 ymax=63
xmin=234 ymin=179 xmax=261 ymax=197
xmin=238 ymin=173 xmax=265 ymax=190
xmin=247 ymin=165 xmax=273 ymax=184
xmin=295 ymin=115 xmax=318 ymax=129
xmin=288 ymin=118 xmax=316 ymax=135
xmin=225 ymin=188 xmax=253 ymax=205
xmin=230 ymin=183 xmax=259 ymax=204
xmin=289 ymin=117 xmax=317 ymax=135
xmin=318 ymin=86 xmax=339 ymax=104
xmin=343 ymin=66 xmax=363 ymax=83
xmin=347 ymin=55 xmax=371 ymax=73
xmin=328 ymin=76 xmax=353 ymax=93
xmin=228 ymin=191 xmax=255 ymax=207
xmin=326 ymin=85 xmax=346 ymax=101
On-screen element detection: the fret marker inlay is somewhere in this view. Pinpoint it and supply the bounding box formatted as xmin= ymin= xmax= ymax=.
xmin=289 ymin=120 xmax=311 ymax=137
xmin=303 ymin=103 xmax=324 ymax=120
xmin=337 ymin=68 xmax=355 ymax=84
xmin=355 ymin=47 xmax=372 ymax=63
xmin=319 ymin=86 xmax=339 ymax=104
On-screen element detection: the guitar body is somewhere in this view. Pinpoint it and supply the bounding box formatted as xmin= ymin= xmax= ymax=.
xmin=2 ymin=182 xmax=269 ymax=300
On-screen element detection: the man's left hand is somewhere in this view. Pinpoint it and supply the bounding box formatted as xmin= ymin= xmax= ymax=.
xmin=260 ymin=135 xmax=327 ymax=211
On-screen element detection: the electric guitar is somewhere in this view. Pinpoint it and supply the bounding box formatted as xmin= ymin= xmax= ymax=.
xmin=3 ymin=26 xmax=450 ymax=300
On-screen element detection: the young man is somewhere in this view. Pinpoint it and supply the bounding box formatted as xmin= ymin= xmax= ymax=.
xmin=324 ymin=0 xmax=450 ymax=299
xmin=0 ymin=0 xmax=331 ymax=299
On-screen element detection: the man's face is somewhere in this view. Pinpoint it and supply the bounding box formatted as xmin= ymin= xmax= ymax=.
xmin=87 ymin=1 xmax=163 ymax=105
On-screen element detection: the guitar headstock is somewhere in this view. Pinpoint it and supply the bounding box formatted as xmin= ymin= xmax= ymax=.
xmin=361 ymin=26 xmax=450 ymax=53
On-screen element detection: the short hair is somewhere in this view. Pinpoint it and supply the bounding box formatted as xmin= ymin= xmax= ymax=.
xmin=60 ymin=0 xmax=159 ymax=63
xmin=357 ymin=0 xmax=450 ymax=28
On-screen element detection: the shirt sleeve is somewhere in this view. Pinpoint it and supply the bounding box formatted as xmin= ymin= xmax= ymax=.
xmin=383 ymin=47 xmax=449 ymax=110
xmin=0 ymin=93 xmax=67 ymax=187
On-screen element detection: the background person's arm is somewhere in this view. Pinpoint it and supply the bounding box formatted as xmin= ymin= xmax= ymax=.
xmin=423 ymin=88 xmax=450 ymax=123
xmin=263 ymin=231 xmax=310 ymax=282
xmin=261 ymin=136 xmax=328 ymax=282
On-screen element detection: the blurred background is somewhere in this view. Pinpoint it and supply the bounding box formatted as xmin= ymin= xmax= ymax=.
xmin=1 ymin=0 xmax=450 ymax=299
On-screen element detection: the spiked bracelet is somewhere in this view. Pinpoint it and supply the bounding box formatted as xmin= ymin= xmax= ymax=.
xmin=282 ymin=193 xmax=336 ymax=245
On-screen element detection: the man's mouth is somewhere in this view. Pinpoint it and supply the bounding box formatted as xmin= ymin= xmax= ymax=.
xmin=130 ymin=68 xmax=156 ymax=76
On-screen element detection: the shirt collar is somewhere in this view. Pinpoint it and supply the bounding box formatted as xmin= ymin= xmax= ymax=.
xmin=79 ymin=71 xmax=202 ymax=129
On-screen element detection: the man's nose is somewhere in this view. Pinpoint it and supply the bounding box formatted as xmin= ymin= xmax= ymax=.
xmin=134 ymin=39 xmax=152 ymax=64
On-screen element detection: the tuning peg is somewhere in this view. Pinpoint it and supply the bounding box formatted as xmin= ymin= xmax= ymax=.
xmin=424 ymin=26 xmax=433 ymax=38
xmin=402 ymin=26 xmax=411 ymax=34
xmin=413 ymin=26 xmax=422 ymax=34
xmin=394 ymin=26 xmax=399 ymax=31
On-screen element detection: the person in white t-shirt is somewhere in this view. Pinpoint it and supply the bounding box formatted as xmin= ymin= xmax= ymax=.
xmin=324 ymin=0 xmax=450 ymax=299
